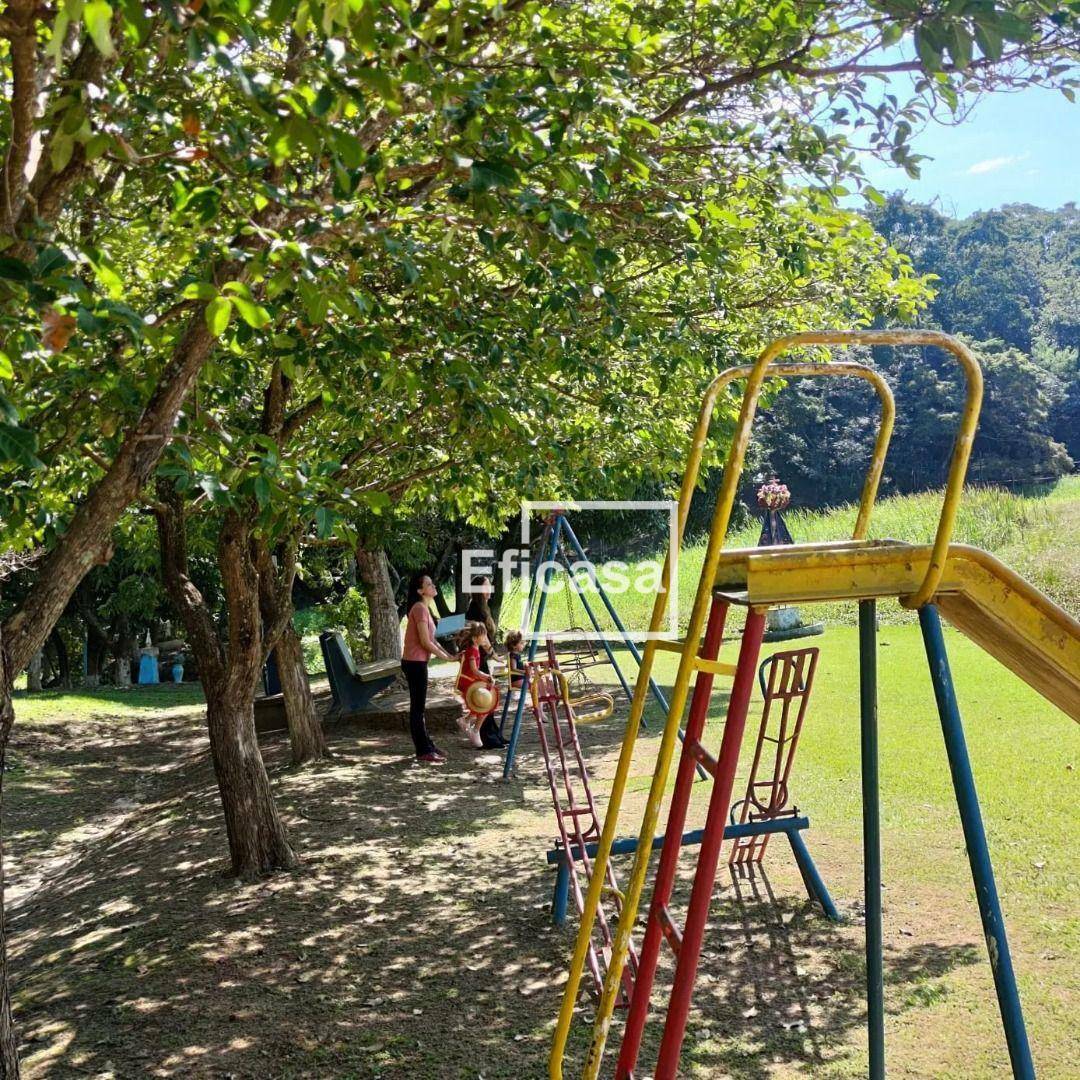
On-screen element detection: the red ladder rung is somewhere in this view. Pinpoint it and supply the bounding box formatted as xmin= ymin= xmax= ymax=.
xmin=657 ymin=903 xmax=683 ymax=956
xmin=684 ymin=737 xmax=718 ymax=778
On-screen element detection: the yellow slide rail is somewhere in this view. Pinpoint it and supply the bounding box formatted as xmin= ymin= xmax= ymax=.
xmin=551 ymin=346 xmax=908 ymax=1078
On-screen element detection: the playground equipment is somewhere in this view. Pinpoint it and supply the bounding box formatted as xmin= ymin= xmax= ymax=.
xmin=500 ymin=510 xmax=708 ymax=780
xmin=528 ymin=641 xmax=634 ymax=1003
xmin=550 ymin=330 xmax=1080 ymax=1080
xmin=728 ymin=647 xmax=818 ymax=868
xmin=544 ymin=643 xmax=838 ymax=928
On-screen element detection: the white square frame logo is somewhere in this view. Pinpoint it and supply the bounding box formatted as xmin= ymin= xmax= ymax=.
xmin=521 ymin=500 xmax=679 ymax=641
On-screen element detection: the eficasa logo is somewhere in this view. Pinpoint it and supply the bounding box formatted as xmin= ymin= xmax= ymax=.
xmin=460 ymin=500 xmax=679 ymax=642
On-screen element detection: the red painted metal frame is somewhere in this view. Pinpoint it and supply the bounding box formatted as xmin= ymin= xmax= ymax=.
xmin=729 ymin=647 xmax=820 ymax=868
xmin=617 ymin=605 xmax=770 ymax=1078
xmin=653 ymin=608 xmax=767 ymax=1077
xmin=616 ymin=596 xmax=729 ymax=1078
xmin=530 ymin=640 xmax=639 ymax=1005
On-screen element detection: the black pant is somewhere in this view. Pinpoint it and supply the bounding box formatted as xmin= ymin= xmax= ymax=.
xmin=401 ymin=660 xmax=435 ymax=756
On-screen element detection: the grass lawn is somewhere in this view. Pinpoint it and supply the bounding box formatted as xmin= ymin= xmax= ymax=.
xmin=6 ymin=615 xmax=1077 ymax=1078
xmin=575 ymin=620 xmax=1079 ymax=1077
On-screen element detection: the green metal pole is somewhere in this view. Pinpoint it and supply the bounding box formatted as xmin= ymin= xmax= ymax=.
xmin=860 ymin=599 xmax=885 ymax=1079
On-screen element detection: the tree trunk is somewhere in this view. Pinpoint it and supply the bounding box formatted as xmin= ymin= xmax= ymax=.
xmin=0 ymin=612 xmax=22 ymax=1077
xmin=155 ymin=492 xmax=297 ymax=877
xmin=25 ymin=652 xmax=41 ymax=694
xmin=356 ymin=546 xmax=402 ymax=661
xmin=205 ymin=686 xmax=297 ymax=877
xmin=46 ymin=630 xmax=70 ymax=689
xmin=275 ymin=623 xmax=326 ymax=765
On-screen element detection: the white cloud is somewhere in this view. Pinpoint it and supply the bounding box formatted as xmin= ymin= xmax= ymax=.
xmin=967 ymin=153 xmax=1030 ymax=176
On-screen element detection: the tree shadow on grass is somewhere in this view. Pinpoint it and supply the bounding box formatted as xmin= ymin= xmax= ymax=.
xmin=626 ymin=864 xmax=983 ymax=1080
xmin=10 ymin=696 xmax=983 ymax=1080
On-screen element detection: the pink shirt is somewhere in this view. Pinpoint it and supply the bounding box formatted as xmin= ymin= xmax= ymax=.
xmin=402 ymin=602 xmax=437 ymax=662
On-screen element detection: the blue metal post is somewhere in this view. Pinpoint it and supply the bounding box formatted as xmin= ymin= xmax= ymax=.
xmin=546 ymin=817 xmax=838 ymax=924
xmin=498 ymin=522 xmax=548 ymax=739
xmin=552 ymin=859 xmax=571 ymax=925
xmin=502 ymin=517 xmax=561 ymax=779
xmin=559 ymin=513 xmax=705 ymax=779
xmin=860 ymin=599 xmax=885 ymax=1080
xmin=561 ymin=558 xmax=635 ymax=702
xmin=787 ymin=827 xmax=842 ymax=923
xmin=919 ymin=605 xmax=1035 ymax=1079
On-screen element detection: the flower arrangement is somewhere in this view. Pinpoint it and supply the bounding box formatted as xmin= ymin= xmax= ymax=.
xmin=756 ymin=478 xmax=790 ymax=511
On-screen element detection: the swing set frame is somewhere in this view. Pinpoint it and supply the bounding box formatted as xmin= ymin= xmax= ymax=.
xmin=499 ymin=510 xmax=692 ymax=780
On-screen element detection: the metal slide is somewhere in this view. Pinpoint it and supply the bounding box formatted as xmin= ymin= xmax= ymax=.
xmin=712 ymin=538 xmax=1080 ymax=719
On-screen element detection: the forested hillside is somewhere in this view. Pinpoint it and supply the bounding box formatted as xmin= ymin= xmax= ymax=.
xmin=755 ymin=200 xmax=1079 ymax=504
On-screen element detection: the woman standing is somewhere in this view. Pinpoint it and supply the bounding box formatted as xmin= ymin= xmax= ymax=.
xmin=402 ymin=572 xmax=455 ymax=763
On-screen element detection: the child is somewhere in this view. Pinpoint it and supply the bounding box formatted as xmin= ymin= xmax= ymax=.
xmin=454 ymin=622 xmax=497 ymax=748
xmin=505 ymin=629 xmax=526 ymax=691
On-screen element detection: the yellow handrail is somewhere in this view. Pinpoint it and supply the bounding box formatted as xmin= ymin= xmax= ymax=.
xmin=550 ymin=353 xmax=898 ymax=1079
xmin=731 ymin=331 xmax=982 ymax=607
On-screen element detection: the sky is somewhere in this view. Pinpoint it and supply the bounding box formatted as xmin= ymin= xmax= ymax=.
xmin=857 ymin=84 xmax=1079 ymax=218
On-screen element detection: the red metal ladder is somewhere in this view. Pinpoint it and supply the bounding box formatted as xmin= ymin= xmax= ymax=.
xmin=615 ymin=596 xmax=769 ymax=1079
xmin=529 ymin=642 xmax=640 ymax=1006
xmin=729 ymin=647 xmax=820 ymax=868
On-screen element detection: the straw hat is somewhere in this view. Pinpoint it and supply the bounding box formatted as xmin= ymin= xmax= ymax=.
xmin=465 ymin=681 xmax=500 ymax=715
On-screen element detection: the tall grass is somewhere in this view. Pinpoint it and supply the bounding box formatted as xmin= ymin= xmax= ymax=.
xmin=500 ymin=477 xmax=1079 ymax=631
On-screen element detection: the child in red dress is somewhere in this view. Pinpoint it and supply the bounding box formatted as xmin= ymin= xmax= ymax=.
xmin=455 ymin=622 xmax=497 ymax=748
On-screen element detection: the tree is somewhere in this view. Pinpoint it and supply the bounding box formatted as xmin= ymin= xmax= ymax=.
xmin=2 ymin=3 xmax=1078 ymax=1073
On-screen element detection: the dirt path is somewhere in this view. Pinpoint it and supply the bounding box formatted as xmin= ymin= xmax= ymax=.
xmin=6 ymin=692 xmax=1046 ymax=1079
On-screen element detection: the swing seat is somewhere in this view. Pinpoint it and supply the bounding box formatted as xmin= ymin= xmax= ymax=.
xmin=567 ymin=690 xmax=615 ymax=723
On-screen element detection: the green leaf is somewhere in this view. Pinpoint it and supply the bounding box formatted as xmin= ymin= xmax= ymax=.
xmin=0 ymin=352 xmax=13 ymax=380
xmin=83 ymin=1 xmax=115 ymax=57
xmin=51 ymin=133 xmax=76 ymax=174
xmin=267 ymin=122 xmax=294 ymax=166
xmin=182 ymin=281 xmax=218 ymax=301
xmin=232 ymin=295 xmax=272 ymax=329
xmin=864 ymin=186 xmax=886 ymax=207
xmin=47 ymin=12 xmax=71 ymax=65
xmin=469 ymin=160 xmax=518 ymax=192
xmin=0 ymin=421 xmax=42 ymax=469
xmin=357 ymin=1 xmax=376 ymax=53
xmin=299 ymin=279 xmax=329 ymax=324
xmin=84 ymin=132 xmax=111 ymax=161
xmin=315 ymin=505 xmax=337 ymax=539
xmin=330 ymin=129 xmax=365 ymax=169
xmin=881 ymin=22 xmax=904 ymax=49
xmin=914 ymin=28 xmax=941 ymax=72
xmin=254 ymin=475 xmax=271 ymax=508
xmin=0 ymin=256 xmax=32 ymax=282
xmin=90 ymin=254 xmax=123 ymax=298
xmin=356 ymin=67 xmax=398 ymax=104
xmin=945 ymin=25 xmax=972 ymax=69
xmin=205 ymin=296 xmax=233 ymax=337
xmin=974 ymin=23 xmax=1003 ymax=61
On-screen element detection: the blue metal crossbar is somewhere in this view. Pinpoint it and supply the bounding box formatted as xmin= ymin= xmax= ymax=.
xmin=547 ymin=815 xmax=840 ymax=926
